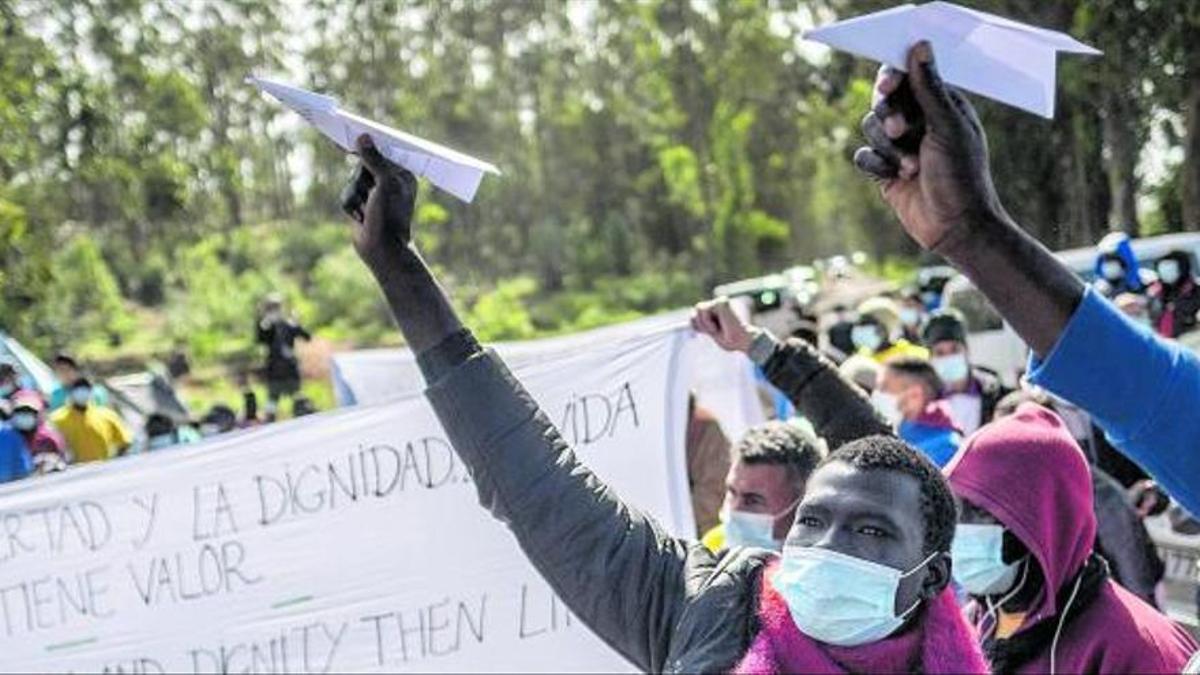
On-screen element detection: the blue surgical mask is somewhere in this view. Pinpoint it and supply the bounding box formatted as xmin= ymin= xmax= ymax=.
xmin=11 ymin=411 xmax=37 ymax=432
xmin=70 ymin=387 xmax=92 ymax=407
xmin=870 ymin=390 xmax=903 ymax=427
xmin=851 ymin=325 xmax=884 ymax=353
xmin=722 ymin=495 xmax=802 ymax=551
xmin=1101 ymin=260 xmax=1125 ymax=282
xmin=1158 ymin=260 xmax=1182 ymax=286
xmin=147 ymin=434 xmax=176 ymax=451
xmin=0 ymin=382 xmax=13 ymax=397
xmin=899 ymin=308 xmax=921 ymax=328
xmin=931 ymin=353 xmax=970 ymax=385
xmin=772 ymin=545 xmax=936 ymax=647
xmin=951 ymin=523 xmax=1022 ymax=596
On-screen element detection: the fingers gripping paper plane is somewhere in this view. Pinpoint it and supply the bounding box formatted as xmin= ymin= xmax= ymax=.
xmin=805 ymin=1 xmax=1100 ymax=118
xmin=248 ymin=76 xmax=500 ymax=202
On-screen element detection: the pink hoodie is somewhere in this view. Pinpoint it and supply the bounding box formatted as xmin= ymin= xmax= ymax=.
xmin=945 ymin=403 xmax=1197 ymax=673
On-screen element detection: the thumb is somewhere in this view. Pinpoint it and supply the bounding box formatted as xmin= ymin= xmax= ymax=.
xmin=906 ymin=41 xmax=959 ymax=131
xmin=355 ymin=134 xmax=391 ymax=177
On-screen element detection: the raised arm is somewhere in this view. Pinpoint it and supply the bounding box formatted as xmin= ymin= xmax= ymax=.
xmin=691 ymin=299 xmax=890 ymax=449
xmin=853 ymin=43 xmax=1200 ymax=516
xmin=343 ymin=135 xmax=707 ymax=671
xmin=853 ymin=42 xmax=1083 ymax=358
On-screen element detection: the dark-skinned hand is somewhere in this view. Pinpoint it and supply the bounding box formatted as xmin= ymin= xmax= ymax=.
xmin=341 ymin=134 xmax=418 ymax=272
xmin=853 ymin=41 xmax=1008 ymax=255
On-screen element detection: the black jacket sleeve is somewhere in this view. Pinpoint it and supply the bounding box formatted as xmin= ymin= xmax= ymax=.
xmin=761 ymin=338 xmax=893 ymax=449
xmin=422 ymin=343 xmax=718 ymax=672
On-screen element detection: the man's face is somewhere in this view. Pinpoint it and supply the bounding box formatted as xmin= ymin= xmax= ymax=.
xmin=54 ymin=364 xmax=77 ymax=384
xmin=877 ymin=369 xmax=928 ymax=421
xmin=789 ymin=461 xmax=945 ymax=613
xmin=724 ymin=460 xmax=801 ymax=541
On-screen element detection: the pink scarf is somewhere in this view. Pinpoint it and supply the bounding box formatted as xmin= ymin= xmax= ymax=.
xmin=735 ymin=561 xmax=988 ymax=674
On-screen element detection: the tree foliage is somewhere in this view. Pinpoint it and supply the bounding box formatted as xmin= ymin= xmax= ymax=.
xmin=0 ymin=0 xmax=1195 ymax=359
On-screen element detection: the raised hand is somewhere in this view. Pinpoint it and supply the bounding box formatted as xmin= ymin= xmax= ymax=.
xmin=853 ymin=42 xmax=1008 ymax=255
xmin=342 ymin=134 xmax=418 ymax=272
xmin=691 ymin=298 xmax=755 ymax=353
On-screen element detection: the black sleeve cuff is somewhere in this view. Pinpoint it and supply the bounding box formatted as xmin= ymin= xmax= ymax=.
xmin=417 ymin=329 xmax=484 ymax=385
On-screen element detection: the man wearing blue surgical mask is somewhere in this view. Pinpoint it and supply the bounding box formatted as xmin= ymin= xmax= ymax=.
xmin=702 ymin=421 xmax=823 ymax=553
xmin=746 ymin=435 xmax=985 ymax=671
xmin=49 ymin=377 xmax=132 ymax=463
xmin=922 ymin=309 xmax=1010 ymax=435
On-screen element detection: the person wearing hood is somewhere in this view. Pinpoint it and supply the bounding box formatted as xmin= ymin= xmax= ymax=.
xmin=1148 ymin=249 xmax=1200 ymax=338
xmin=945 ymin=404 xmax=1195 ymax=673
xmin=994 ymin=390 xmax=1165 ymax=608
xmin=49 ymin=377 xmax=132 ymax=463
xmin=873 ymin=357 xmax=962 ymax=467
xmin=922 ymin=309 xmax=1011 ymax=435
xmin=702 ymin=420 xmax=823 ymax=553
xmin=332 ymin=132 xmax=990 ymax=673
xmin=1093 ymin=232 xmax=1150 ymax=298
xmin=852 ymin=297 xmax=930 ymax=364
xmin=7 ymin=391 xmax=67 ymax=462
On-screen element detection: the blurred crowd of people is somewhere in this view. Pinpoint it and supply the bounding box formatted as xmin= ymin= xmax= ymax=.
xmin=0 ymin=294 xmax=314 ymax=484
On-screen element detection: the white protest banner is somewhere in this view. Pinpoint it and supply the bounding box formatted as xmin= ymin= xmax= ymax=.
xmin=332 ymin=310 xmax=765 ymax=444
xmin=0 ymin=327 xmax=694 ymax=673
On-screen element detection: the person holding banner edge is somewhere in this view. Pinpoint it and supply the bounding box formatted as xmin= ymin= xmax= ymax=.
xmin=341 ymin=128 xmax=989 ymax=671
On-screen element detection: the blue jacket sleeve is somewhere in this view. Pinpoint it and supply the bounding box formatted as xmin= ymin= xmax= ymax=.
xmin=1028 ymin=288 xmax=1200 ymax=515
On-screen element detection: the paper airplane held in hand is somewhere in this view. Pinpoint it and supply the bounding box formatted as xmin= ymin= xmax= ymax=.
xmin=249 ymin=76 xmax=500 ymax=202
xmin=804 ymin=1 xmax=1100 ymax=119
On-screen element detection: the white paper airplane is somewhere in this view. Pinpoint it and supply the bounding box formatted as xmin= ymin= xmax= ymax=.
xmin=804 ymin=1 xmax=1100 ymax=118
xmin=249 ymin=76 xmax=501 ymax=202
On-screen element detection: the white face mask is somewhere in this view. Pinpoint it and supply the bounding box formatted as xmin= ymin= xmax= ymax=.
xmin=773 ymin=546 xmax=937 ymax=647
xmin=70 ymin=387 xmax=92 ymax=407
xmin=721 ymin=494 xmax=802 ymax=551
xmin=931 ymin=353 xmax=970 ymax=385
xmin=851 ymin=325 xmax=884 ymax=353
xmin=871 ymin=390 xmax=903 ymax=427
xmin=1158 ymin=260 xmax=1182 ymax=285
xmin=951 ymin=523 xmax=1022 ymax=596
xmin=11 ymin=411 xmax=37 ymax=432
xmin=899 ymin=308 xmax=921 ymax=328
xmin=1101 ymin=260 xmax=1125 ymax=282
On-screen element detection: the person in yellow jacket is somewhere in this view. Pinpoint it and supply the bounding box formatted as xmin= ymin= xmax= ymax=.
xmin=49 ymin=377 xmax=132 ymax=463
xmin=851 ymin=296 xmax=929 ymax=363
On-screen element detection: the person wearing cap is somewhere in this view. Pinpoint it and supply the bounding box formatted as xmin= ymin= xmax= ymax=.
xmin=850 ymin=297 xmax=929 ymax=364
xmin=48 ymin=353 xmax=109 ymax=411
xmin=49 ymin=377 xmax=132 ymax=463
xmin=7 ymin=391 xmax=67 ymax=462
xmin=1148 ymin=249 xmax=1200 ymax=338
xmin=921 ymin=309 xmax=1011 ymax=436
